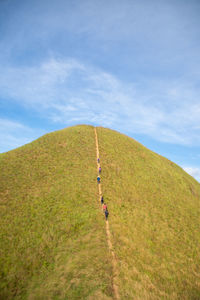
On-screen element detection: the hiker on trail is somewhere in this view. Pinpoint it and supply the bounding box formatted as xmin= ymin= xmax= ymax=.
xmin=101 ymin=196 xmax=104 ymax=204
xmin=103 ymin=203 xmax=107 ymax=211
xmin=97 ymin=176 xmax=101 ymax=184
xmin=97 ymin=158 xmax=100 ymax=163
xmin=99 ymin=166 xmax=101 ymax=174
xmin=105 ymin=209 xmax=109 ymax=220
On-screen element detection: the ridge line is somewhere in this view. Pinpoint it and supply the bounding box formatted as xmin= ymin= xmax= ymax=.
xmin=94 ymin=127 xmax=120 ymax=300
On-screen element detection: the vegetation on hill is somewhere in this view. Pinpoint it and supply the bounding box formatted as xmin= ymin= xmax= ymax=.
xmin=1 ymin=125 xmax=200 ymax=299
xmin=0 ymin=125 xmax=113 ymax=300
xmin=97 ymin=127 xmax=200 ymax=299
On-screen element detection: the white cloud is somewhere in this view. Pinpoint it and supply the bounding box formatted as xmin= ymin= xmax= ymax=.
xmin=0 ymin=58 xmax=84 ymax=107
xmin=0 ymin=57 xmax=200 ymax=146
xmin=0 ymin=119 xmax=45 ymax=153
xmin=0 ymin=119 xmax=27 ymax=130
xmin=183 ymin=167 xmax=200 ymax=182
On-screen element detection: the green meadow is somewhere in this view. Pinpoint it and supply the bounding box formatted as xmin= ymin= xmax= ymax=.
xmin=97 ymin=127 xmax=200 ymax=299
xmin=0 ymin=125 xmax=200 ymax=299
xmin=0 ymin=125 xmax=113 ymax=300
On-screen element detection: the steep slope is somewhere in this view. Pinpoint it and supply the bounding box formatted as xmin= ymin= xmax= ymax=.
xmin=97 ymin=127 xmax=200 ymax=299
xmin=1 ymin=125 xmax=200 ymax=300
xmin=0 ymin=125 xmax=113 ymax=300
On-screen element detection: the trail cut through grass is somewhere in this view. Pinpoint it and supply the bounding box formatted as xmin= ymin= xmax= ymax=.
xmin=1 ymin=125 xmax=200 ymax=299
xmin=95 ymin=128 xmax=120 ymax=300
xmin=0 ymin=125 xmax=113 ymax=300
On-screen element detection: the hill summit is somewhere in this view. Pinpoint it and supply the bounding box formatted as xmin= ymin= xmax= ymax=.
xmin=0 ymin=125 xmax=200 ymax=299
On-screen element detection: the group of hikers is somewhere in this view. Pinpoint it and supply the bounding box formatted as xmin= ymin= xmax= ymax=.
xmin=97 ymin=158 xmax=109 ymax=221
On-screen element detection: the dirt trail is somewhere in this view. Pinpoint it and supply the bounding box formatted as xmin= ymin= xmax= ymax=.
xmin=94 ymin=128 xmax=120 ymax=300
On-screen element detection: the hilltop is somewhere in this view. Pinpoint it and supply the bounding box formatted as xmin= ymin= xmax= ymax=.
xmin=0 ymin=125 xmax=200 ymax=299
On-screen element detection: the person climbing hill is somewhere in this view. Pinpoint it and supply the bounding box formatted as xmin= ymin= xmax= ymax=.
xmin=97 ymin=158 xmax=100 ymax=163
xmin=97 ymin=176 xmax=101 ymax=184
xmin=105 ymin=209 xmax=109 ymax=220
xmin=101 ymin=196 xmax=104 ymax=204
xmin=103 ymin=203 xmax=107 ymax=211
xmin=99 ymin=166 xmax=101 ymax=174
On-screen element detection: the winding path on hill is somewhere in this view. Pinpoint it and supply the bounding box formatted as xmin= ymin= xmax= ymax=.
xmin=94 ymin=128 xmax=120 ymax=300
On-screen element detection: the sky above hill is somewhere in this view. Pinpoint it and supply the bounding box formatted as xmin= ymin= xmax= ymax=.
xmin=0 ymin=0 xmax=200 ymax=182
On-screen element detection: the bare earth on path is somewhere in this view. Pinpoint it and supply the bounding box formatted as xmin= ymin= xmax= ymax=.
xmin=94 ymin=128 xmax=120 ymax=300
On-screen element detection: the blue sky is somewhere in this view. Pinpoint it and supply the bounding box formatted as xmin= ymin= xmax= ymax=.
xmin=0 ymin=0 xmax=200 ymax=182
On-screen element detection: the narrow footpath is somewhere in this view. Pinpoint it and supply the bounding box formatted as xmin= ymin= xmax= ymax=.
xmin=94 ymin=128 xmax=120 ymax=300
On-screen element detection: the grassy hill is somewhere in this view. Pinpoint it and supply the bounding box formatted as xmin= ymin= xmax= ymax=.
xmin=97 ymin=127 xmax=200 ymax=299
xmin=0 ymin=125 xmax=200 ymax=299
xmin=0 ymin=125 xmax=113 ymax=300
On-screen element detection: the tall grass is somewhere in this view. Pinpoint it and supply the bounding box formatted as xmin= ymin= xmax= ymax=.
xmin=97 ymin=127 xmax=200 ymax=299
xmin=0 ymin=125 xmax=113 ymax=299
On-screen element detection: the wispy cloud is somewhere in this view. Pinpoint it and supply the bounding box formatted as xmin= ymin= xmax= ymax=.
xmin=0 ymin=119 xmax=45 ymax=153
xmin=0 ymin=57 xmax=200 ymax=146
xmin=0 ymin=58 xmax=84 ymax=107
xmin=183 ymin=166 xmax=200 ymax=182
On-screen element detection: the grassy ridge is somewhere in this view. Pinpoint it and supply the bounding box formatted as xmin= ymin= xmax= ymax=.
xmin=0 ymin=125 xmax=113 ymax=300
xmin=97 ymin=127 xmax=200 ymax=299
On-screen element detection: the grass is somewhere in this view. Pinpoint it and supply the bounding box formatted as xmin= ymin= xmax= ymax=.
xmin=97 ymin=127 xmax=200 ymax=299
xmin=0 ymin=125 xmax=113 ymax=300
xmin=1 ymin=124 xmax=200 ymax=299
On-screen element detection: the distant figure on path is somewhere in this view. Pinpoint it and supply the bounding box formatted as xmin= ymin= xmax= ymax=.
xmin=99 ymin=166 xmax=101 ymax=174
xmin=103 ymin=203 xmax=107 ymax=211
xmin=97 ymin=176 xmax=101 ymax=184
xmin=105 ymin=209 xmax=109 ymax=220
xmin=97 ymin=158 xmax=100 ymax=163
xmin=101 ymin=196 xmax=104 ymax=204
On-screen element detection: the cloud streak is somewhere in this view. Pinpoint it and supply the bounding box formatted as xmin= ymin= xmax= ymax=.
xmin=0 ymin=57 xmax=200 ymax=147
xmin=0 ymin=119 xmax=45 ymax=153
xmin=183 ymin=166 xmax=200 ymax=182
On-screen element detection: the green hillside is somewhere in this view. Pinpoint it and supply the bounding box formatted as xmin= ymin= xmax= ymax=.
xmin=97 ymin=127 xmax=200 ymax=299
xmin=1 ymin=125 xmax=200 ymax=299
xmin=0 ymin=125 xmax=113 ymax=300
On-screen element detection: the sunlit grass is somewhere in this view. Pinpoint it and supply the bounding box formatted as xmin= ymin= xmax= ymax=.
xmin=0 ymin=125 xmax=113 ymax=300
xmin=1 ymin=125 xmax=200 ymax=299
xmin=97 ymin=127 xmax=200 ymax=299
